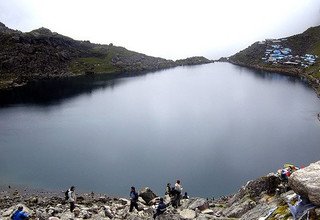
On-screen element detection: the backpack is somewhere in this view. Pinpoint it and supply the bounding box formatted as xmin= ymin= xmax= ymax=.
xmin=65 ymin=189 xmax=69 ymax=200
xmin=171 ymin=187 xmax=177 ymax=196
xmin=134 ymin=192 xmax=139 ymax=200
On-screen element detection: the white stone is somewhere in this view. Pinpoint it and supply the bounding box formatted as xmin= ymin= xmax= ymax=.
xmin=180 ymin=209 xmax=197 ymax=219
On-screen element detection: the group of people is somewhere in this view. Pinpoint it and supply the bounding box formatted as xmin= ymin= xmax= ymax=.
xmin=129 ymin=180 xmax=185 ymax=219
xmin=165 ymin=180 xmax=184 ymax=208
xmin=10 ymin=180 xmax=185 ymax=219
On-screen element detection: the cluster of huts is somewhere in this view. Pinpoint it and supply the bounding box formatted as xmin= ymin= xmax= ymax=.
xmin=259 ymin=39 xmax=318 ymax=68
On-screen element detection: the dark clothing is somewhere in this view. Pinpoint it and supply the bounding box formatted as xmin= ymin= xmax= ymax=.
xmin=69 ymin=202 xmax=75 ymax=212
xmin=12 ymin=210 xmax=29 ymax=220
xmin=130 ymin=191 xmax=138 ymax=202
xmin=172 ymin=192 xmax=181 ymax=208
xmin=129 ymin=190 xmax=139 ymax=212
xmin=153 ymin=202 xmax=166 ymax=219
xmin=130 ymin=201 xmax=139 ymax=212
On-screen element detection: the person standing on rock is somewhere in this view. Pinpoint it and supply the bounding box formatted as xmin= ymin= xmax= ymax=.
xmin=129 ymin=186 xmax=139 ymax=212
xmin=172 ymin=180 xmax=183 ymax=208
xmin=11 ymin=206 xmax=29 ymax=220
xmin=67 ymin=186 xmax=76 ymax=213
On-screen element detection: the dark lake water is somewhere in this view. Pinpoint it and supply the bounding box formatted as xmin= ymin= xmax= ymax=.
xmin=1 ymin=63 xmax=320 ymax=197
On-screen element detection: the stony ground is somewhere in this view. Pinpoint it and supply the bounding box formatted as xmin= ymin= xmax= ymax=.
xmin=1 ymin=169 xmax=320 ymax=220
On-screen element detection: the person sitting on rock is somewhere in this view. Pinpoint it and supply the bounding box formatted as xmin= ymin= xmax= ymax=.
xmin=182 ymin=192 xmax=189 ymax=199
xmin=129 ymin=186 xmax=139 ymax=212
xmin=153 ymin=197 xmax=166 ymax=219
xmin=11 ymin=206 xmax=29 ymax=220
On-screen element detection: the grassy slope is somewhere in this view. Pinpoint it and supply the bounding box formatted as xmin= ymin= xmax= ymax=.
xmin=0 ymin=23 xmax=176 ymax=89
xmin=229 ymin=25 xmax=320 ymax=95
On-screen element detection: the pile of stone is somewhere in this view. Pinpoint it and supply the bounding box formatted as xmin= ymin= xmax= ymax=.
xmin=1 ymin=161 xmax=320 ymax=219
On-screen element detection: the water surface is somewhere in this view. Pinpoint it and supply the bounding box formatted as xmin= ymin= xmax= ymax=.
xmin=0 ymin=63 xmax=320 ymax=197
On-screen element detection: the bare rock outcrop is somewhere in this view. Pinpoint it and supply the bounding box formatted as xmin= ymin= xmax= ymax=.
xmin=289 ymin=161 xmax=320 ymax=206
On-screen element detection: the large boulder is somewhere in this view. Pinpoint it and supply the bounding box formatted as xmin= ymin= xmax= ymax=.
xmin=188 ymin=198 xmax=209 ymax=211
xmin=139 ymin=187 xmax=157 ymax=204
xmin=223 ymin=196 xmax=256 ymax=218
xmin=289 ymin=161 xmax=320 ymax=206
xmin=230 ymin=174 xmax=280 ymax=204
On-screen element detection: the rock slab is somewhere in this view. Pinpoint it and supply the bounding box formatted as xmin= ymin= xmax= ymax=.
xmin=289 ymin=161 xmax=320 ymax=206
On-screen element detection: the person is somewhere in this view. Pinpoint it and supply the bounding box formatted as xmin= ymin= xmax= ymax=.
xmin=129 ymin=186 xmax=139 ymax=212
xmin=153 ymin=197 xmax=166 ymax=219
xmin=165 ymin=183 xmax=172 ymax=196
xmin=11 ymin=206 xmax=29 ymax=220
xmin=182 ymin=192 xmax=189 ymax=199
xmin=67 ymin=186 xmax=76 ymax=212
xmin=172 ymin=180 xmax=183 ymax=208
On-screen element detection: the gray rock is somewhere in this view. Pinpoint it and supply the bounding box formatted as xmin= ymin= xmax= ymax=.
xmin=201 ymin=209 xmax=214 ymax=215
xmin=289 ymin=161 xmax=320 ymax=206
xmin=180 ymin=209 xmax=197 ymax=219
xmin=230 ymin=174 xmax=280 ymax=204
xmin=188 ymin=198 xmax=209 ymax=211
xmin=240 ymin=203 xmax=277 ymax=220
xmin=139 ymin=187 xmax=157 ymax=204
xmin=223 ymin=196 xmax=256 ymax=218
xmin=104 ymin=205 xmax=114 ymax=218
xmin=48 ymin=217 xmax=60 ymax=220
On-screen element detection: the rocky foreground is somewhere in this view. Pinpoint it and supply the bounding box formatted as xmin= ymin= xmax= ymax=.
xmin=1 ymin=161 xmax=320 ymax=219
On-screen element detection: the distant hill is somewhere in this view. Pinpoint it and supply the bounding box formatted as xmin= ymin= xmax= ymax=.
xmin=229 ymin=25 xmax=320 ymax=96
xmin=0 ymin=22 xmax=212 ymax=89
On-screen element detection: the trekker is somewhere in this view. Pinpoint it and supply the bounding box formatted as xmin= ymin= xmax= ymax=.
xmin=172 ymin=180 xmax=183 ymax=208
xmin=129 ymin=186 xmax=139 ymax=212
xmin=11 ymin=206 xmax=29 ymax=220
xmin=67 ymin=186 xmax=76 ymax=212
xmin=182 ymin=192 xmax=189 ymax=199
xmin=165 ymin=183 xmax=172 ymax=196
xmin=153 ymin=197 xmax=166 ymax=219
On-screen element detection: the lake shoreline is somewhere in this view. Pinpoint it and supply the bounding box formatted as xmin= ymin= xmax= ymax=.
xmin=1 ymin=161 xmax=320 ymax=219
xmin=227 ymin=60 xmax=320 ymax=99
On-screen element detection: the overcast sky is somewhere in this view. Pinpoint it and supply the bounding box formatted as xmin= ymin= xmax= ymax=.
xmin=1 ymin=0 xmax=320 ymax=60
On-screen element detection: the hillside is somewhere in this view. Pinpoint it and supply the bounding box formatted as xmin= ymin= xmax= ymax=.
xmin=229 ymin=25 xmax=320 ymax=96
xmin=0 ymin=22 xmax=212 ymax=90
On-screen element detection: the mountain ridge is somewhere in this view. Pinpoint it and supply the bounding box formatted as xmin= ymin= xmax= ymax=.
xmin=0 ymin=22 xmax=212 ymax=90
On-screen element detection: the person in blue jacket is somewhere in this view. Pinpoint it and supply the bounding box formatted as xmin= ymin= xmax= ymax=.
xmin=153 ymin=197 xmax=166 ymax=219
xmin=129 ymin=186 xmax=139 ymax=212
xmin=11 ymin=206 xmax=29 ymax=220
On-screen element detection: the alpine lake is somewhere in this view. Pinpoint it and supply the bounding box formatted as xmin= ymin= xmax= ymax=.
xmin=1 ymin=62 xmax=320 ymax=198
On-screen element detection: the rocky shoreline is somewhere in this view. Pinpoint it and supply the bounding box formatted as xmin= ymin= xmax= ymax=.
xmin=228 ymin=59 xmax=320 ymax=100
xmin=1 ymin=161 xmax=320 ymax=219
xmin=227 ymin=25 xmax=320 ymax=102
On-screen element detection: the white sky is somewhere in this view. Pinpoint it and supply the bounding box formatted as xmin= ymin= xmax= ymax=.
xmin=1 ymin=0 xmax=320 ymax=60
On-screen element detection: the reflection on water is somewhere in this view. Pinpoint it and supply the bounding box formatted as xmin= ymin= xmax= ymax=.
xmin=0 ymin=63 xmax=319 ymax=197
xmin=0 ymin=73 xmax=145 ymax=106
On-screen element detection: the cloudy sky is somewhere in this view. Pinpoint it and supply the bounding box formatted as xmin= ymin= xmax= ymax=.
xmin=1 ymin=0 xmax=320 ymax=60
